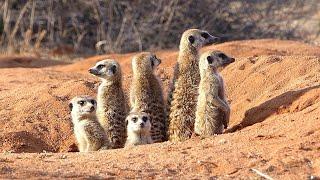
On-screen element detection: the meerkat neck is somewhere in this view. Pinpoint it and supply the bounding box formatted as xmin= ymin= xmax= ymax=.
xmin=178 ymin=46 xmax=199 ymax=70
xmin=72 ymin=115 xmax=96 ymax=124
xmin=128 ymin=131 xmax=151 ymax=144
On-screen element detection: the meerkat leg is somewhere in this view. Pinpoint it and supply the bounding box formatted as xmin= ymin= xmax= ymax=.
xmin=78 ymin=141 xmax=86 ymax=152
xmin=85 ymin=136 xmax=101 ymax=152
xmin=208 ymin=95 xmax=229 ymax=119
xmin=217 ymin=75 xmax=230 ymax=128
xmin=76 ymin=130 xmax=87 ymax=152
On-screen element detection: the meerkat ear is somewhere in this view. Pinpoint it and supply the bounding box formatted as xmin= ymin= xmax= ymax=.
xmin=188 ymin=35 xmax=195 ymax=44
xmin=69 ymin=103 xmax=73 ymax=111
xmin=107 ymin=65 xmax=117 ymax=76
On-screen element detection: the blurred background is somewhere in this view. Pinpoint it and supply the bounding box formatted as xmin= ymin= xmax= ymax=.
xmin=0 ymin=0 xmax=319 ymax=57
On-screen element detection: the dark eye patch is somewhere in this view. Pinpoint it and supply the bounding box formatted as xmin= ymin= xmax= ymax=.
xmin=151 ymin=59 xmax=154 ymax=67
xmin=90 ymin=100 xmax=96 ymax=105
xmin=97 ymin=64 xmax=105 ymax=69
xmin=217 ymin=53 xmax=227 ymax=59
xmin=142 ymin=116 xmax=148 ymax=122
xmin=207 ymin=56 xmax=213 ymax=64
xmin=78 ymin=100 xmax=85 ymax=106
xmin=201 ymin=32 xmax=209 ymax=39
xmin=188 ymin=35 xmax=195 ymax=44
xmin=132 ymin=117 xmax=138 ymax=123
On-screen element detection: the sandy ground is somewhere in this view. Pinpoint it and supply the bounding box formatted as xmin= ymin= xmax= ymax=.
xmin=0 ymin=39 xmax=319 ymax=178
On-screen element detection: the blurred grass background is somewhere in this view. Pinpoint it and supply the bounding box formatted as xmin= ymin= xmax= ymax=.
xmin=0 ymin=0 xmax=319 ymax=58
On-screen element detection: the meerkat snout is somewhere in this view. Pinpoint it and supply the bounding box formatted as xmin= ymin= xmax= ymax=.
xmin=201 ymin=32 xmax=219 ymax=45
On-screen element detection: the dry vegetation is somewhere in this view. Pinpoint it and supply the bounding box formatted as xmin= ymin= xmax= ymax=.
xmin=0 ymin=1 xmax=319 ymax=178
xmin=0 ymin=0 xmax=319 ymax=56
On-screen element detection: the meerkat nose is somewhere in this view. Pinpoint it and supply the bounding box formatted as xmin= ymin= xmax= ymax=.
xmin=206 ymin=35 xmax=220 ymax=45
xmin=230 ymin=58 xmax=235 ymax=63
xmin=90 ymin=106 xmax=95 ymax=112
xmin=140 ymin=123 xmax=145 ymax=128
xmin=88 ymin=68 xmax=94 ymax=74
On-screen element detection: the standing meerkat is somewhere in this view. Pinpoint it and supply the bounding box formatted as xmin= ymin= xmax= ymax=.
xmin=168 ymin=29 xmax=218 ymax=142
xmin=125 ymin=112 xmax=153 ymax=146
xmin=194 ymin=51 xmax=235 ymax=136
xmin=130 ymin=52 xmax=167 ymax=142
xmin=89 ymin=59 xmax=127 ymax=149
xmin=69 ymin=96 xmax=110 ymax=152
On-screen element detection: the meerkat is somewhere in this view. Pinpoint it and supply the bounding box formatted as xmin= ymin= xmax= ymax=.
xmin=130 ymin=52 xmax=167 ymax=142
xmin=89 ymin=59 xmax=127 ymax=149
xmin=168 ymin=29 xmax=218 ymax=142
xmin=69 ymin=96 xmax=110 ymax=152
xmin=125 ymin=112 xmax=153 ymax=146
xmin=194 ymin=51 xmax=235 ymax=136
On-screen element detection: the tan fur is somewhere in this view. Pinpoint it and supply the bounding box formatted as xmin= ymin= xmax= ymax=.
xmin=89 ymin=60 xmax=127 ymax=149
xmin=130 ymin=52 xmax=167 ymax=142
xmin=168 ymin=29 xmax=218 ymax=142
xmin=69 ymin=96 xmax=109 ymax=152
xmin=125 ymin=112 xmax=153 ymax=146
xmin=194 ymin=51 xmax=234 ymax=136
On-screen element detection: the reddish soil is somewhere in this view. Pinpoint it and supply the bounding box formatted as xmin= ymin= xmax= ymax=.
xmin=0 ymin=39 xmax=319 ymax=178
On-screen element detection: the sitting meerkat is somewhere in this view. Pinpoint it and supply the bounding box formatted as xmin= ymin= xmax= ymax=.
xmin=130 ymin=52 xmax=167 ymax=142
xmin=125 ymin=112 xmax=153 ymax=146
xmin=194 ymin=51 xmax=235 ymax=136
xmin=89 ymin=59 xmax=127 ymax=149
xmin=69 ymin=96 xmax=110 ymax=152
xmin=168 ymin=29 xmax=218 ymax=142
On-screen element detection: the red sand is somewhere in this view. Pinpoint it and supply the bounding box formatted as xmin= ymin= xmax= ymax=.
xmin=0 ymin=39 xmax=319 ymax=178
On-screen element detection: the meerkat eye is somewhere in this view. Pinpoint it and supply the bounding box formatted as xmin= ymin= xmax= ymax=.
xmin=90 ymin=100 xmax=96 ymax=105
xmin=217 ymin=53 xmax=227 ymax=59
xmin=207 ymin=56 xmax=213 ymax=64
xmin=97 ymin=64 xmax=105 ymax=69
xmin=201 ymin=32 xmax=209 ymax=39
xmin=188 ymin=36 xmax=195 ymax=44
xmin=151 ymin=59 xmax=155 ymax=67
xmin=132 ymin=117 xmax=138 ymax=123
xmin=78 ymin=101 xmax=85 ymax=106
xmin=142 ymin=116 xmax=148 ymax=122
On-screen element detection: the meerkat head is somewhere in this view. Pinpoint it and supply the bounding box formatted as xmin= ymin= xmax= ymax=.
xmin=199 ymin=50 xmax=235 ymax=75
xmin=132 ymin=52 xmax=161 ymax=75
xmin=126 ymin=112 xmax=152 ymax=134
xmin=180 ymin=29 xmax=219 ymax=51
xmin=88 ymin=59 xmax=121 ymax=82
xmin=69 ymin=96 xmax=97 ymax=120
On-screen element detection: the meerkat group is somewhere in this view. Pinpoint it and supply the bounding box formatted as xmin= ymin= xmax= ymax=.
xmin=68 ymin=28 xmax=235 ymax=152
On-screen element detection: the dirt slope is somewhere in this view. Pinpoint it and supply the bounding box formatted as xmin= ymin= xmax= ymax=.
xmin=0 ymin=39 xmax=319 ymax=178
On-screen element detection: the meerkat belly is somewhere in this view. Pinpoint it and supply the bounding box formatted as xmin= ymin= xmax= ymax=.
xmin=169 ymin=75 xmax=200 ymax=141
xmin=97 ymin=98 xmax=126 ymax=149
xmin=135 ymin=95 xmax=166 ymax=142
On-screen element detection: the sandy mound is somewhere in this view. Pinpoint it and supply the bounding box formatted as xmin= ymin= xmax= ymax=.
xmin=0 ymin=39 xmax=319 ymax=178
